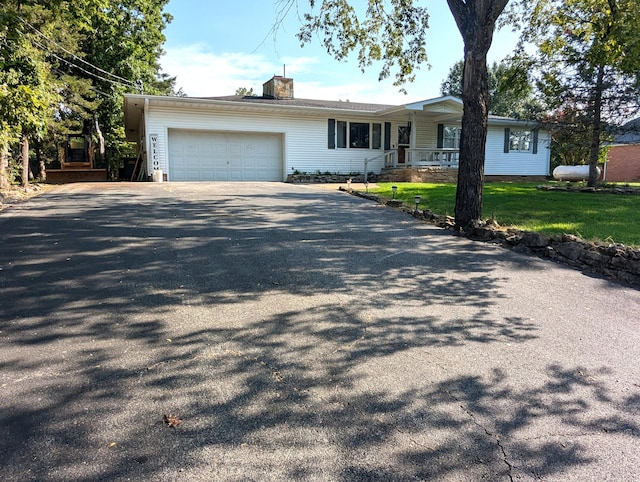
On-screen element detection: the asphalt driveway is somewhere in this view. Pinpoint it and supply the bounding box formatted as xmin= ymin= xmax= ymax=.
xmin=1 ymin=182 xmax=639 ymax=481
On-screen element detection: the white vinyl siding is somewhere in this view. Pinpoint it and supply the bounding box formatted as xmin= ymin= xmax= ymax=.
xmin=412 ymin=119 xmax=436 ymax=149
xmin=145 ymin=105 xmax=388 ymax=177
xmin=140 ymin=100 xmax=551 ymax=179
xmin=485 ymin=126 xmax=551 ymax=176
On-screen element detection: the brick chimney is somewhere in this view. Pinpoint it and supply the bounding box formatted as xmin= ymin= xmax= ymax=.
xmin=262 ymin=76 xmax=294 ymax=100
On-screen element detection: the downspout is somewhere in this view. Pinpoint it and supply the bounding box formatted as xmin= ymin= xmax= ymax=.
xmin=143 ymin=97 xmax=150 ymax=178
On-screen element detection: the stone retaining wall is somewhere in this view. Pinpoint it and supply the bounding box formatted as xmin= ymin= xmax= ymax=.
xmin=379 ymin=168 xmax=458 ymax=183
xmin=346 ymin=188 xmax=640 ymax=286
xmin=286 ymin=173 xmax=379 ymax=183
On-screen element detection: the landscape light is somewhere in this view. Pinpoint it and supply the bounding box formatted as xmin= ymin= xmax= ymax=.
xmin=392 ymin=185 xmax=398 ymax=199
xmin=414 ymin=195 xmax=421 ymax=210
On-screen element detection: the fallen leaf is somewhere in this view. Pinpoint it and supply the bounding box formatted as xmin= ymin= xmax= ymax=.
xmin=163 ymin=414 xmax=182 ymax=428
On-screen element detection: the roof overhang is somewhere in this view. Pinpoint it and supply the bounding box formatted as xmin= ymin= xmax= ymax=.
xmin=123 ymin=95 xmax=146 ymax=142
xmin=123 ymin=93 xmax=541 ymax=142
xmin=123 ymin=93 xmax=392 ymax=140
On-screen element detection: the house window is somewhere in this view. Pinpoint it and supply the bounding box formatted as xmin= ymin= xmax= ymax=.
xmin=509 ymin=130 xmax=532 ymax=152
xmin=350 ymin=122 xmax=370 ymax=148
xmin=372 ymin=123 xmax=382 ymax=149
xmin=443 ymin=126 xmax=461 ymax=148
xmin=337 ymin=121 xmax=347 ymax=148
xmin=329 ymin=119 xmax=379 ymax=149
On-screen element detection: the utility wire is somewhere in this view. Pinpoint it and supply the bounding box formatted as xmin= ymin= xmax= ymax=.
xmin=52 ymin=67 xmax=113 ymax=97
xmin=13 ymin=11 xmax=139 ymax=88
xmin=31 ymin=38 xmax=135 ymax=89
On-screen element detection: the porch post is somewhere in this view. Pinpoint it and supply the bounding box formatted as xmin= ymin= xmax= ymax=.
xmin=410 ymin=112 xmax=417 ymax=167
xmin=410 ymin=112 xmax=417 ymax=149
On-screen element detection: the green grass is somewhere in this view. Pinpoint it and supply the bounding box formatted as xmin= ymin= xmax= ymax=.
xmin=369 ymin=182 xmax=640 ymax=247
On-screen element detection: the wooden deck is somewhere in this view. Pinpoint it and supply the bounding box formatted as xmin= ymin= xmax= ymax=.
xmin=46 ymin=169 xmax=108 ymax=184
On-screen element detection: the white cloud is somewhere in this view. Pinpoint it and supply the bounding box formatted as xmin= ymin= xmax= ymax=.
xmin=161 ymin=44 xmax=435 ymax=104
xmin=161 ymin=45 xmax=280 ymax=96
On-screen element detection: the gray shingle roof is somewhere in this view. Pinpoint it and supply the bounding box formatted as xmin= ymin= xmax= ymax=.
xmin=614 ymin=118 xmax=640 ymax=144
xmin=197 ymin=95 xmax=395 ymax=112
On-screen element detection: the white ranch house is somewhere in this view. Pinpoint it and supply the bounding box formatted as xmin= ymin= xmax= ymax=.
xmin=123 ymin=76 xmax=550 ymax=182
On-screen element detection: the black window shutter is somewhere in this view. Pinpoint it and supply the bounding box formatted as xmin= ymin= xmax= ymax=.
xmin=437 ymin=124 xmax=444 ymax=149
xmin=504 ymin=128 xmax=510 ymax=153
xmin=328 ymin=119 xmax=336 ymax=149
xmin=532 ymin=128 xmax=539 ymax=154
xmin=384 ymin=122 xmax=391 ymax=150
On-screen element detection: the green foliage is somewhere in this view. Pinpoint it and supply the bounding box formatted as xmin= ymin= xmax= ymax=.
xmin=292 ymin=0 xmax=430 ymax=89
xmin=441 ymin=57 xmax=541 ymax=118
xmin=522 ymin=0 xmax=640 ymax=186
xmin=545 ymin=107 xmax=612 ymax=171
xmin=281 ymin=0 xmax=511 ymax=226
xmin=8 ymin=156 xmax=23 ymax=184
xmin=370 ymin=182 xmax=640 ymax=247
xmin=527 ymin=0 xmax=640 ymax=119
xmin=0 ymin=0 xmax=173 ymax=174
xmin=235 ymin=87 xmax=256 ymax=96
xmin=0 ymin=16 xmax=59 ymax=146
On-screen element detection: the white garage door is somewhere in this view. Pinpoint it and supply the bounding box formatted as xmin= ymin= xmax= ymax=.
xmin=168 ymin=130 xmax=283 ymax=181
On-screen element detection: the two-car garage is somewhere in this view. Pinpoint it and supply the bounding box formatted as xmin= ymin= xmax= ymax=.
xmin=167 ymin=129 xmax=284 ymax=181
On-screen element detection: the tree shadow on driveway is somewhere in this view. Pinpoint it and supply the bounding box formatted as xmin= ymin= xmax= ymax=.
xmin=0 ymin=183 xmax=638 ymax=481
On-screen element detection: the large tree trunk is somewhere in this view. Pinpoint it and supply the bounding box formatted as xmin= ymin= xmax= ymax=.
xmin=447 ymin=0 xmax=508 ymax=229
xmin=456 ymin=51 xmax=490 ymax=228
xmin=588 ymin=66 xmax=605 ymax=187
xmin=21 ymin=132 xmax=29 ymax=188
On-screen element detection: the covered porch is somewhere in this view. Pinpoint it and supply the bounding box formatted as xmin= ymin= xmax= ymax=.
xmin=373 ymin=96 xmax=463 ymax=171
xmin=380 ymin=147 xmax=459 ymax=169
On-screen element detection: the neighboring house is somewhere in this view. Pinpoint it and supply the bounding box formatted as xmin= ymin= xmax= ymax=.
xmin=123 ymin=76 xmax=550 ymax=182
xmin=606 ymin=118 xmax=640 ymax=182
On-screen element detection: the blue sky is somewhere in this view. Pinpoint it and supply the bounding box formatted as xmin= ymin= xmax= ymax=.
xmin=160 ymin=1 xmax=521 ymax=104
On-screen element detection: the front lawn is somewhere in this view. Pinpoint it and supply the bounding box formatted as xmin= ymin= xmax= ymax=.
xmin=368 ymin=182 xmax=640 ymax=247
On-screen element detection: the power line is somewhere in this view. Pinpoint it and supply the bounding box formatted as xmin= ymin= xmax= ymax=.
xmin=31 ymin=38 xmax=135 ymax=89
xmin=52 ymin=67 xmax=113 ymax=97
xmin=13 ymin=11 xmax=139 ymax=88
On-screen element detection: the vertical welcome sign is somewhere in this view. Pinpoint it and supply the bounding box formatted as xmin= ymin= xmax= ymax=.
xmin=150 ymin=134 xmax=159 ymax=169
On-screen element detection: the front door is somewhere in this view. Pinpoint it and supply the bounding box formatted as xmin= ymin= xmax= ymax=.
xmin=398 ymin=146 xmax=407 ymax=164
xmin=398 ymin=125 xmax=411 ymax=165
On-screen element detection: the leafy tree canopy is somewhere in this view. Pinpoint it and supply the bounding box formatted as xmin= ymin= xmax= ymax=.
xmin=440 ymin=57 xmax=540 ymax=118
xmin=0 ymin=0 xmax=175 ymax=179
xmin=278 ymin=0 xmax=510 ymax=227
xmin=294 ymin=0 xmax=430 ymax=91
xmin=520 ymin=0 xmax=640 ymax=185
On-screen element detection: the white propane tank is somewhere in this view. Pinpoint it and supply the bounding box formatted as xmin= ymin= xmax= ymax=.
xmin=152 ymin=169 xmax=163 ymax=182
xmin=553 ymin=165 xmax=601 ymax=181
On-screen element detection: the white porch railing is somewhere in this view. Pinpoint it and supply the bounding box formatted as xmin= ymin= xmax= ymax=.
xmin=381 ymin=150 xmax=398 ymax=169
xmin=364 ymin=150 xmax=398 ymax=181
xmin=406 ymin=148 xmax=459 ymax=168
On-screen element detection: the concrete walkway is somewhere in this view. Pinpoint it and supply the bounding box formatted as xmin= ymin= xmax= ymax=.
xmin=1 ymin=182 xmax=638 ymax=481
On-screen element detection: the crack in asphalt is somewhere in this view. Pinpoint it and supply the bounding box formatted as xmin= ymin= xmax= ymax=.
xmin=443 ymin=389 xmax=516 ymax=482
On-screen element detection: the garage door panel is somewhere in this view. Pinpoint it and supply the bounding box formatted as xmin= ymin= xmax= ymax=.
xmin=199 ymin=170 xmax=216 ymax=181
xmin=169 ymin=129 xmax=282 ymax=182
